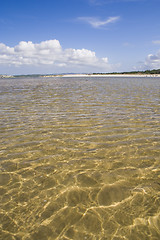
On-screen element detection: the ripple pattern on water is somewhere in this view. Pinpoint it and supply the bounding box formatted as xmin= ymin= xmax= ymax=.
xmin=0 ymin=76 xmax=160 ymax=239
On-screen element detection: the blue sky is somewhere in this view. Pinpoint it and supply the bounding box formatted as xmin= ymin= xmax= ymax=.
xmin=0 ymin=0 xmax=160 ymax=74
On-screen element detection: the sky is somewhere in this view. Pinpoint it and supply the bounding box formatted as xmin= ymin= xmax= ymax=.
xmin=0 ymin=0 xmax=160 ymax=74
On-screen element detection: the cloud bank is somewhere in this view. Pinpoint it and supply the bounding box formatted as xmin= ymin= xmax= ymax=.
xmin=0 ymin=39 xmax=115 ymax=73
xmin=144 ymin=49 xmax=160 ymax=69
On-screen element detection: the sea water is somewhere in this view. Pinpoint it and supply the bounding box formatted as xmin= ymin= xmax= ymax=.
xmin=0 ymin=76 xmax=160 ymax=239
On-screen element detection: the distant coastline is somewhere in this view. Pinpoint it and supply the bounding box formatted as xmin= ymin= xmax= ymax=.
xmin=60 ymin=73 xmax=160 ymax=78
xmin=1 ymin=69 xmax=160 ymax=78
xmin=43 ymin=68 xmax=160 ymax=77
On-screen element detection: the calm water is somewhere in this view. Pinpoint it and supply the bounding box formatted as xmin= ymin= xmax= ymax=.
xmin=0 ymin=76 xmax=160 ymax=240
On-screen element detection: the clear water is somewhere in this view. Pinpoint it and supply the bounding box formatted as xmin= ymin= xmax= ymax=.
xmin=0 ymin=76 xmax=160 ymax=240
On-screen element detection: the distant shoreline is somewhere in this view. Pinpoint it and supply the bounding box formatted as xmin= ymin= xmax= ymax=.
xmin=1 ymin=68 xmax=160 ymax=78
xmin=1 ymin=73 xmax=160 ymax=78
xmin=60 ymin=74 xmax=160 ymax=78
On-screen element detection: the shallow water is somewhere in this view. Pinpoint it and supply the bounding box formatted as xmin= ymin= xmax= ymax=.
xmin=0 ymin=76 xmax=160 ymax=240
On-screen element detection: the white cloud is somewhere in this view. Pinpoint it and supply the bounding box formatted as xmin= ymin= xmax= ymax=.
xmin=152 ymin=40 xmax=160 ymax=45
xmin=77 ymin=16 xmax=120 ymax=28
xmin=0 ymin=39 xmax=116 ymax=73
xmin=144 ymin=50 xmax=160 ymax=69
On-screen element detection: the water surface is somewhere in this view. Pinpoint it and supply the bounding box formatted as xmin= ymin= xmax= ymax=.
xmin=0 ymin=76 xmax=160 ymax=239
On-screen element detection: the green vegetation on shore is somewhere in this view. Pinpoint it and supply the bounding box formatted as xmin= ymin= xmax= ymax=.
xmin=92 ymin=69 xmax=160 ymax=75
